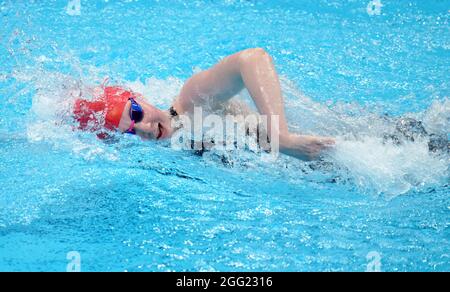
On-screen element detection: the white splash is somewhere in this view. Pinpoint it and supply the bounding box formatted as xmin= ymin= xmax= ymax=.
xmin=126 ymin=77 xmax=184 ymax=108
xmin=332 ymin=136 xmax=448 ymax=196
xmin=277 ymin=77 xmax=449 ymax=196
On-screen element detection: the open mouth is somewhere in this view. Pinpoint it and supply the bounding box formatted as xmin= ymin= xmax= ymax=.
xmin=157 ymin=123 xmax=163 ymax=140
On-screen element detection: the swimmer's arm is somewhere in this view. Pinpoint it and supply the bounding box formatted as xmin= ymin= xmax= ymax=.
xmin=174 ymin=50 xmax=245 ymax=113
xmin=176 ymin=48 xmax=288 ymax=134
xmin=175 ymin=48 xmax=335 ymax=160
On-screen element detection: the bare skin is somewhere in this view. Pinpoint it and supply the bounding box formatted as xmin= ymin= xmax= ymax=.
xmin=117 ymin=48 xmax=335 ymax=161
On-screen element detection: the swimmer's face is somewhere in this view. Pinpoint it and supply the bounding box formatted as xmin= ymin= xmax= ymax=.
xmin=118 ymin=98 xmax=174 ymax=140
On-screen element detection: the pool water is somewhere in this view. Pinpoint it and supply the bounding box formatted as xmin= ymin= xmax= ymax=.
xmin=0 ymin=0 xmax=449 ymax=271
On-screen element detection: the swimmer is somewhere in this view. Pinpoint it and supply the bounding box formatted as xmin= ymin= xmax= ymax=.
xmin=73 ymin=48 xmax=335 ymax=161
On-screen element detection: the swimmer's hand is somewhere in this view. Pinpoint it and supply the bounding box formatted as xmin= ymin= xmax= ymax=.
xmin=280 ymin=134 xmax=336 ymax=161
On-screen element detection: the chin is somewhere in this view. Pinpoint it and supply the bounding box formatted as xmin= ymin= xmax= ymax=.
xmin=160 ymin=129 xmax=172 ymax=140
xmin=160 ymin=124 xmax=173 ymax=140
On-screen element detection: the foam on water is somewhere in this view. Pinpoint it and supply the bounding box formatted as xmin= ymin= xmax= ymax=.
xmin=333 ymin=137 xmax=448 ymax=196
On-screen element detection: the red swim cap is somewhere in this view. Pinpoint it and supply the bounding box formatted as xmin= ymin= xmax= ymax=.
xmin=73 ymin=86 xmax=134 ymax=137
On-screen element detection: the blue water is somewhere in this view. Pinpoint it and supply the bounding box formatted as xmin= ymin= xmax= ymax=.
xmin=0 ymin=0 xmax=449 ymax=271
